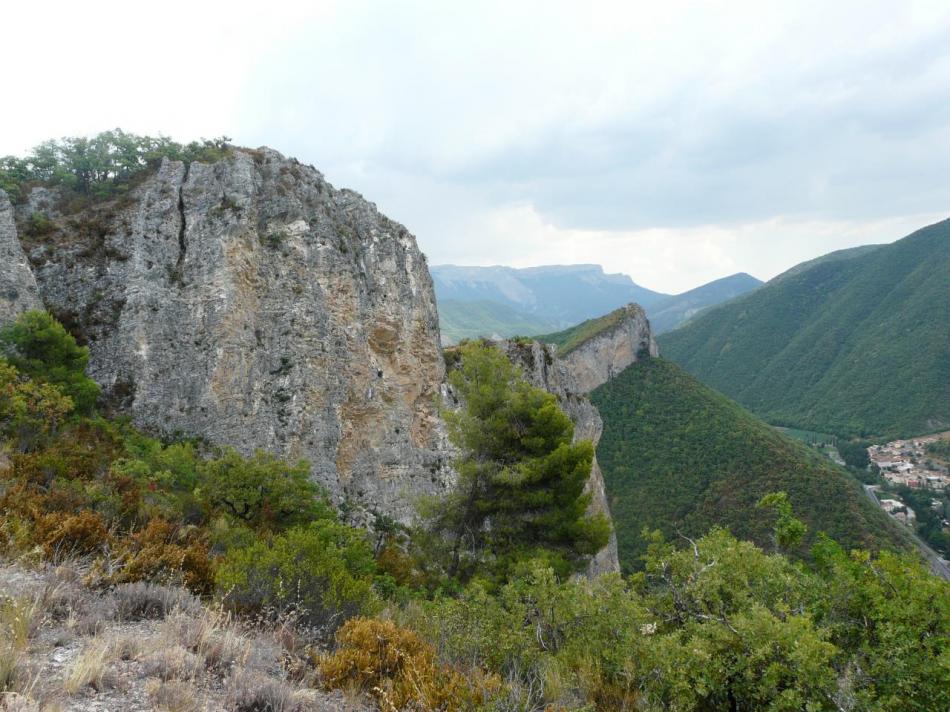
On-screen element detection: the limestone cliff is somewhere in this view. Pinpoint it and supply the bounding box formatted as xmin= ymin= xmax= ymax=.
xmin=5 ymin=149 xmax=449 ymax=521
xmin=1 ymin=148 xmax=640 ymax=574
xmin=0 ymin=191 xmax=42 ymax=322
xmin=498 ymin=339 xmax=621 ymax=575
xmin=556 ymin=304 xmax=658 ymax=394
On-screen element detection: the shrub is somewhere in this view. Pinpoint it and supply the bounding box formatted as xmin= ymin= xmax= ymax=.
xmin=37 ymin=509 xmax=110 ymax=559
xmin=197 ymin=448 xmax=330 ymax=532
xmin=226 ymin=671 xmax=302 ymax=712
xmin=215 ymin=519 xmax=378 ymax=631
xmin=112 ymin=581 xmax=201 ymax=621
xmin=140 ymin=645 xmax=202 ymax=681
xmin=25 ymin=211 xmax=54 ymax=237
xmin=147 ymin=680 xmax=201 ymax=712
xmin=114 ymin=518 xmax=216 ymax=594
xmin=0 ymin=361 xmax=74 ymax=452
xmin=0 ymin=311 xmax=100 ymax=413
xmin=319 ymin=617 xmax=495 ymax=711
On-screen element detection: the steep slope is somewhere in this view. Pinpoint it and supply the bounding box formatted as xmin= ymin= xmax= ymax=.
xmin=589 ymin=357 xmax=912 ymax=571
xmin=432 ymin=263 xmax=669 ymax=329
xmin=538 ymin=304 xmax=658 ymax=393
xmin=659 ymin=221 xmax=950 ymax=438
xmin=3 ymin=148 xmax=450 ymax=520
xmin=0 ymin=191 xmax=42 ymax=321
xmin=647 ymin=272 xmax=762 ymax=334
xmin=438 ymin=299 xmax=557 ymax=345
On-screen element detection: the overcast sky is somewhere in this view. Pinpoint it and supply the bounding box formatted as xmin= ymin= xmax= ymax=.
xmin=4 ymin=1 xmax=949 ymax=293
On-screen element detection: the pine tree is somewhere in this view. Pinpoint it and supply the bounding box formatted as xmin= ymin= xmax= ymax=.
xmin=430 ymin=341 xmax=610 ymax=582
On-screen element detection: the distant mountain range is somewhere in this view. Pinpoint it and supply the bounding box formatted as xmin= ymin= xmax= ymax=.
xmin=659 ymin=219 xmax=950 ymax=439
xmin=589 ymin=357 xmax=912 ymax=571
xmin=432 ymin=264 xmax=762 ymax=343
xmin=646 ymin=272 xmax=762 ymax=334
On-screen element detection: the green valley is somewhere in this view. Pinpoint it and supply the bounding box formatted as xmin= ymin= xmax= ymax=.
xmin=437 ymin=299 xmax=557 ymax=345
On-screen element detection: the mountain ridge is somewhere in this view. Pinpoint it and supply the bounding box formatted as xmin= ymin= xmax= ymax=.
xmin=433 ymin=264 xmax=762 ymax=343
xmin=648 ymin=272 xmax=763 ymax=334
xmin=659 ymin=220 xmax=950 ymax=438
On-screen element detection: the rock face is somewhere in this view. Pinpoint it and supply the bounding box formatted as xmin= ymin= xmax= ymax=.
xmin=499 ymin=339 xmax=621 ymax=575
xmin=0 ymin=190 xmax=42 ymax=323
xmin=558 ymin=304 xmax=658 ymax=394
xmin=7 ymin=149 xmax=449 ymax=520
xmin=1 ymin=147 xmax=642 ymax=574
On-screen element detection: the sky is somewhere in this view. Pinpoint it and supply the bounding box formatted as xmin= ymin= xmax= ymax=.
xmin=3 ymin=0 xmax=950 ymax=293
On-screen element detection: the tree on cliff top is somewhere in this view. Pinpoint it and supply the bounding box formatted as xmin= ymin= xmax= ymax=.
xmin=427 ymin=341 xmax=610 ymax=583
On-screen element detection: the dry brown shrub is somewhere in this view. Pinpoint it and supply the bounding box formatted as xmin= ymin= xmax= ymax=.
xmin=36 ymin=510 xmax=110 ymax=559
xmin=140 ymin=645 xmax=202 ymax=681
xmin=318 ymin=617 xmax=497 ymax=712
xmin=146 ymin=679 xmax=200 ymax=712
xmin=225 ymin=671 xmax=302 ymax=712
xmin=114 ymin=518 xmax=216 ymax=594
xmin=160 ymin=610 xmax=250 ymax=675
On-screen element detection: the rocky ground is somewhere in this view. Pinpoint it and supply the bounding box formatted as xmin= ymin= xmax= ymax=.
xmin=0 ymin=559 xmax=370 ymax=711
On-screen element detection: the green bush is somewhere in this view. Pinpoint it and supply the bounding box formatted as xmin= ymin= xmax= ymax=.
xmin=0 ymin=311 xmax=100 ymax=413
xmin=401 ymin=526 xmax=948 ymax=711
xmin=197 ymin=448 xmax=331 ymax=532
xmin=0 ymin=361 xmax=74 ymax=452
xmin=0 ymin=130 xmax=231 ymax=201
xmin=215 ymin=519 xmax=379 ymax=630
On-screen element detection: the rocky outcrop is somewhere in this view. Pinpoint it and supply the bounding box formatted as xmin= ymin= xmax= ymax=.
xmin=557 ymin=304 xmax=657 ymax=394
xmin=0 ymin=190 xmax=42 ymax=323
xmin=499 ymin=339 xmax=621 ymax=575
xmin=1 ymin=147 xmax=641 ymax=575
xmin=7 ymin=149 xmax=449 ymax=521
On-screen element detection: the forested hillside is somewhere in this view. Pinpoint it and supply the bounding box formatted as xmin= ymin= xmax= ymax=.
xmin=659 ymin=221 xmax=950 ymax=438
xmin=647 ymin=272 xmax=762 ymax=334
xmin=590 ymin=357 xmax=912 ymax=570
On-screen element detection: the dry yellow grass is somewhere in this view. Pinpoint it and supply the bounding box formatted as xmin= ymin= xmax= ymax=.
xmin=63 ymin=637 xmax=113 ymax=694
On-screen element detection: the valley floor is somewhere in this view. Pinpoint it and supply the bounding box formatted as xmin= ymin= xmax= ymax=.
xmin=862 ymin=485 xmax=950 ymax=581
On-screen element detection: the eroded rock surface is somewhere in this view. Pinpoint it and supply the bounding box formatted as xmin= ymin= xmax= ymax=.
xmin=558 ymin=304 xmax=658 ymax=394
xmin=8 ymin=149 xmax=449 ymax=520
xmin=0 ymin=190 xmax=42 ymax=323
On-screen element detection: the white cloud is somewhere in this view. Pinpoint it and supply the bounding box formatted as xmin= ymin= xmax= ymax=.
xmin=432 ymin=203 xmax=947 ymax=293
xmin=3 ymin=0 xmax=949 ymax=292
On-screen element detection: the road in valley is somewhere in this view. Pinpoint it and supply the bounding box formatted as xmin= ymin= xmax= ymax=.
xmin=863 ymin=485 xmax=950 ymax=581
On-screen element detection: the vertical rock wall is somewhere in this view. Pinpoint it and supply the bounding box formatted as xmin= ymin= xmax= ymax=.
xmin=7 ymin=149 xmax=449 ymax=520
xmin=0 ymin=191 xmax=42 ymax=323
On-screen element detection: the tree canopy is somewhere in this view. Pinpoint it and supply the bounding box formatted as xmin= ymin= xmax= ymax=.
xmin=427 ymin=341 xmax=610 ymax=583
xmin=0 ymin=129 xmax=230 ymax=201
